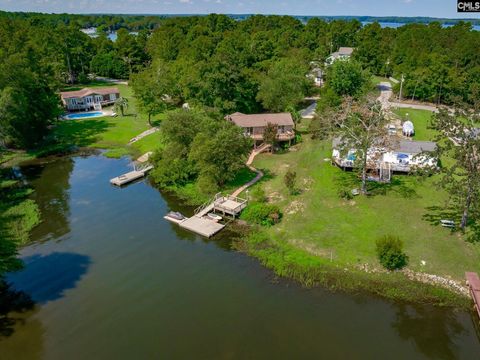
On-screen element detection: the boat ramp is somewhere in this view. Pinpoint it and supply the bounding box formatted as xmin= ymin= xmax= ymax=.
xmin=164 ymin=193 xmax=247 ymax=238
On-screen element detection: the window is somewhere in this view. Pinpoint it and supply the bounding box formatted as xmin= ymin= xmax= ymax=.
xmin=245 ymin=127 xmax=253 ymax=136
xmin=110 ymin=93 xmax=117 ymax=101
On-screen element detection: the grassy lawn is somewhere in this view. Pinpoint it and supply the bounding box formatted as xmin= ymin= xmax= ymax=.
xmin=52 ymin=83 xmax=165 ymax=159
xmin=250 ymin=111 xmax=480 ymax=281
xmin=394 ymin=108 xmax=436 ymax=141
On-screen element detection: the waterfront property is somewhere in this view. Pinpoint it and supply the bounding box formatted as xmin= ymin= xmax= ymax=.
xmin=325 ymin=47 xmax=355 ymax=66
xmin=60 ymin=87 xmax=120 ymax=111
xmin=226 ymin=112 xmax=295 ymax=147
xmin=332 ymin=137 xmax=437 ymax=173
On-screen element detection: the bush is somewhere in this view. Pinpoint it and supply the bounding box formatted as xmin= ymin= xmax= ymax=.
xmin=375 ymin=235 xmax=409 ymax=271
xmin=284 ymin=170 xmax=297 ymax=195
xmin=241 ymin=203 xmax=282 ymax=226
xmin=250 ymin=186 xmax=267 ymax=203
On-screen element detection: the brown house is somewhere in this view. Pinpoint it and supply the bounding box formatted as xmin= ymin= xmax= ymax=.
xmin=226 ymin=112 xmax=295 ymax=147
xmin=60 ymin=87 xmax=120 ymax=111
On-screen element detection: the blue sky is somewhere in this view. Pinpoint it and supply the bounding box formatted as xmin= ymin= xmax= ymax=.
xmin=0 ymin=0 xmax=479 ymax=18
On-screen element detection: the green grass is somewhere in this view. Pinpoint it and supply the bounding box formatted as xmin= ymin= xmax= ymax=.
xmin=394 ymin=108 xmax=437 ymax=141
xmin=249 ymin=135 xmax=480 ymax=282
xmin=51 ymin=82 xmax=165 ymax=159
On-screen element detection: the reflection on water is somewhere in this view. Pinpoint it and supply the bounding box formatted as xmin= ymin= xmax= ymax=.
xmin=20 ymin=157 xmax=73 ymax=242
xmin=0 ymin=154 xmax=479 ymax=359
xmin=392 ymin=304 xmax=469 ymax=359
xmin=7 ymin=253 xmax=91 ymax=305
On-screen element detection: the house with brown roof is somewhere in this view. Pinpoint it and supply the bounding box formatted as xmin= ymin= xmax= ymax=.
xmin=60 ymin=87 xmax=120 ymax=111
xmin=226 ymin=112 xmax=295 ymax=147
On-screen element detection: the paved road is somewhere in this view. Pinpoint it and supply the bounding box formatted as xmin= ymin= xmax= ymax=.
xmin=300 ymin=101 xmax=317 ymax=118
xmin=377 ymin=82 xmax=439 ymax=113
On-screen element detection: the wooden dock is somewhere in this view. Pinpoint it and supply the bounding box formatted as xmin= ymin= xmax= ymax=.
xmin=466 ymin=272 xmax=480 ymax=321
xmin=110 ymin=165 xmax=153 ymax=186
xmin=164 ymin=193 xmax=247 ymax=238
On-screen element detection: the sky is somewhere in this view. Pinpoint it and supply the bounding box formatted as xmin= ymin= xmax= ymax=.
xmin=0 ymin=0 xmax=479 ymax=19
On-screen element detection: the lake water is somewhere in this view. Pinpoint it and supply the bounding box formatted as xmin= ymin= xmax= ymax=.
xmin=1 ymin=154 xmax=479 ymax=359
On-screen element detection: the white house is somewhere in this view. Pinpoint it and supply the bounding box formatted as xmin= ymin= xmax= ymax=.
xmin=325 ymin=47 xmax=355 ymax=66
xmin=60 ymin=87 xmax=120 ymax=112
xmin=332 ymin=137 xmax=437 ymax=173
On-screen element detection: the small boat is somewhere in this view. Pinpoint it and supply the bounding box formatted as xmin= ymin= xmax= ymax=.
xmin=207 ymin=213 xmax=222 ymax=222
xmin=167 ymin=211 xmax=186 ymax=221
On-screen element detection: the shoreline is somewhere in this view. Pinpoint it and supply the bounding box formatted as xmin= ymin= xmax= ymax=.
xmin=229 ymin=224 xmax=471 ymax=309
xmin=3 ymin=150 xmax=474 ymax=309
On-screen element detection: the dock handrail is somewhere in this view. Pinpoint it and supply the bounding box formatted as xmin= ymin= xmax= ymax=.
xmin=194 ymin=193 xmax=222 ymax=215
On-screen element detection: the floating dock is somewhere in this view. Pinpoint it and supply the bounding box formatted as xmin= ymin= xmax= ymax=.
xmin=110 ymin=165 xmax=153 ymax=186
xmin=164 ymin=193 xmax=247 ymax=238
xmin=466 ymin=272 xmax=480 ymax=321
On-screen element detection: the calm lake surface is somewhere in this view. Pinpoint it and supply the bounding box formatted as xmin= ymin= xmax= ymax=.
xmin=1 ymin=154 xmax=480 ymax=359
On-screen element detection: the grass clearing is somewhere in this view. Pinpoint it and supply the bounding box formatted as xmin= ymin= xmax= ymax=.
xmin=52 ymin=83 xmax=165 ymax=159
xmin=249 ymin=123 xmax=480 ymax=282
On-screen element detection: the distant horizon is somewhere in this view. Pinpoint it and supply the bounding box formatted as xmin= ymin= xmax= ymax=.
xmin=1 ymin=10 xmax=480 ymax=22
xmin=1 ymin=0 xmax=479 ymax=19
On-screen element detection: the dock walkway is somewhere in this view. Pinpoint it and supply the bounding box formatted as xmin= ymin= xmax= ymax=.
xmin=466 ymin=272 xmax=480 ymax=321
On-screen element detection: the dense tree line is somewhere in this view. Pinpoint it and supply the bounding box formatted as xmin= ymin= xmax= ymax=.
xmin=2 ymin=12 xmax=479 ymax=149
xmin=0 ymin=17 xmax=150 ymax=148
xmin=136 ymin=15 xmax=480 ymax=114
xmin=0 ymin=11 xmax=164 ymax=32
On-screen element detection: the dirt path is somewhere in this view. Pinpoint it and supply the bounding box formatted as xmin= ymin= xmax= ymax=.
xmin=231 ymin=144 xmax=270 ymax=197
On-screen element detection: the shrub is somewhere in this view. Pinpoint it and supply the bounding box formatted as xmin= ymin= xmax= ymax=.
xmin=250 ymin=186 xmax=267 ymax=203
xmin=241 ymin=203 xmax=282 ymax=226
xmin=375 ymin=235 xmax=409 ymax=271
xmin=284 ymin=170 xmax=297 ymax=195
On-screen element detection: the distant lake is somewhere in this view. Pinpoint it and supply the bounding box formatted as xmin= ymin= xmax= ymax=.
xmin=361 ymin=21 xmax=480 ymax=31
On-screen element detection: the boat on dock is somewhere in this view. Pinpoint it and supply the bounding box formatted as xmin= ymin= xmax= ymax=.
xmin=207 ymin=213 xmax=222 ymax=222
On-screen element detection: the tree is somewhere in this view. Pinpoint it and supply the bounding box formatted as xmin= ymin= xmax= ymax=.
xmin=189 ymin=122 xmax=252 ymax=188
xmin=431 ymin=108 xmax=480 ymax=232
xmin=257 ymin=58 xmax=311 ymax=112
xmin=376 ymin=235 xmax=408 ymax=270
xmin=131 ymin=60 xmax=174 ymax=126
xmin=328 ymin=97 xmax=389 ymax=194
xmin=284 ymin=170 xmax=297 ymax=195
xmin=114 ymin=97 xmax=129 ymax=117
xmin=327 ymin=60 xmax=369 ymax=98
xmin=263 ymin=123 xmax=278 ymax=152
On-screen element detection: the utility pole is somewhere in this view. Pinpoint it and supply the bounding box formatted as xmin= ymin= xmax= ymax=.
xmin=399 ymin=74 xmax=405 ymax=102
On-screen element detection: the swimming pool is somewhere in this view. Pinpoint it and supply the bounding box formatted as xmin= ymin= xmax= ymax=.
xmin=63 ymin=111 xmax=105 ymax=120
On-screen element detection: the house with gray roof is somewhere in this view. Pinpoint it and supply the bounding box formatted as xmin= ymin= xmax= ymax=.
xmin=332 ymin=137 xmax=437 ymax=173
xmin=325 ymin=47 xmax=355 ymax=66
